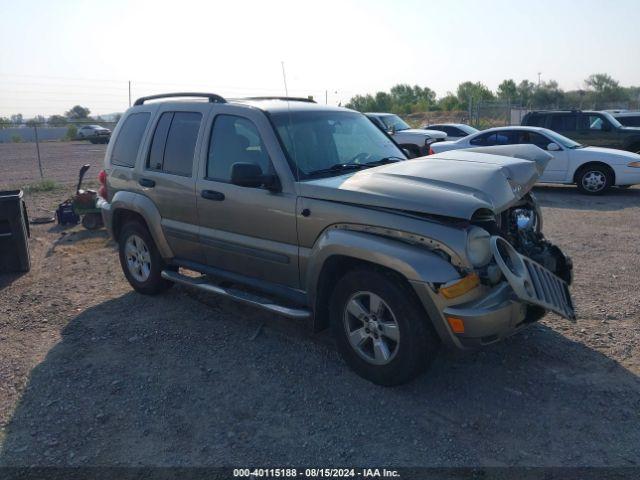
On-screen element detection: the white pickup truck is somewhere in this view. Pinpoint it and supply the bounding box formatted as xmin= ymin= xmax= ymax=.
xmin=366 ymin=113 xmax=446 ymax=157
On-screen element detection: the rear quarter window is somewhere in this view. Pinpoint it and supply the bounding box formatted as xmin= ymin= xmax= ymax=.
xmin=110 ymin=112 xmax=150 ymax=167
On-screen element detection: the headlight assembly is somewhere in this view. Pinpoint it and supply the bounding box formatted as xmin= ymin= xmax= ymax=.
xmin=466 ymin=226 xmax=492 ymax=267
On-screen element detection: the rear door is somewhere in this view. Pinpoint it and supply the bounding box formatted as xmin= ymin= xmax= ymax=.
xmin=137 ymin=105 xmax=209 ymax=262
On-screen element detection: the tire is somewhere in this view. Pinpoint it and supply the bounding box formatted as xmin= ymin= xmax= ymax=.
xmin=118 ymin=221 xmax=173 ymax=295
xmin=81 ymin=212 xmax=103 ymax=230
xmin=575 ymin=165 xmax=613 ymax=195
xmin=330 ymin=268 xmax=439 ymax=386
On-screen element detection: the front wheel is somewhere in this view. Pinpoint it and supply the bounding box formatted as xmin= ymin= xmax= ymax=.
xmin=330 ymin=268 xmax=439 ymax=386
xmin=118 ymin=221 xmax=173 ymax=295
xmin=576 ymin=165 xmax=612 ymax=195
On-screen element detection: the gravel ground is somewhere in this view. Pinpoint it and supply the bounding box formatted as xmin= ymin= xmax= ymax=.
xmin=0 ymin=142 xmax=107 ymax=190
xmin=0 ymin=185 xmax=638 ymax=467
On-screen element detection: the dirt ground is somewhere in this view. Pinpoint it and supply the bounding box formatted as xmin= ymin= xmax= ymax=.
xmin=0 ymin=141 xmax=107 ymax=190
xmin=0 ymin=182 xmax=639 ymax=467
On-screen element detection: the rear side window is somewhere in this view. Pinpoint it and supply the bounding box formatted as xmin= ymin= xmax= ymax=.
xmin=146 ymin=112 xmax=202 ymax=176
xmin=550 ymin=114 xmax=577 ymax=132
xmin=524 ymin=113 xmax=545 ymax=127
xmin=111 ymin=112 xmax=150 ymax=167
xmin=618 ymin=116 xmax=640 ymax=127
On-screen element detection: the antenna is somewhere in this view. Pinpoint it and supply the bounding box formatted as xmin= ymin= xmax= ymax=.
xmin=281 ymin=61 xmax=289 ymax=97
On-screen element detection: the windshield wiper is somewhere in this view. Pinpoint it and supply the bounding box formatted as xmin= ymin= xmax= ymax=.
xmin=306 ymin=163 xmax=369 ymax=177
xmin=307 ymin=156 xmax=404 ymax=178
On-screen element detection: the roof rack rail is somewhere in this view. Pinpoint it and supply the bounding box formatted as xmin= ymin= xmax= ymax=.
xmin=238 ymin=96 xmax=316 ymax=103
xmin=133 ymin=92 xmax=227 ymax=106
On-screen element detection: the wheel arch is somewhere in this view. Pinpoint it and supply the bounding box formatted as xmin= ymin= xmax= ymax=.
xmin=572 ymin=161 xmax=616 ymax=185
xmin=109 ymin=190 xmax=173 ymax=259
xmin=306 ymin=228 xmax=461 ymax=332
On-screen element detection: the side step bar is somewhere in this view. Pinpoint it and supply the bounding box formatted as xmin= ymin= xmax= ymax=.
xmin=161 ymin=270 xmax=311 ymax=320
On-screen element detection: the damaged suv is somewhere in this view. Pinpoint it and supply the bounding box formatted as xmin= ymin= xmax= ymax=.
xmin=100 ymin=93 xmax=575 ymax=385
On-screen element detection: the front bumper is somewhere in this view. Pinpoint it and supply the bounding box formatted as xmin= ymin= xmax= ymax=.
xmin=410 ymin=236 xmax=575 ymax=350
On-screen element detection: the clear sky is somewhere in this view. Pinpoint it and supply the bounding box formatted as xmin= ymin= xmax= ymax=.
xmin=1 ymin=0 xmax=639 ymax=117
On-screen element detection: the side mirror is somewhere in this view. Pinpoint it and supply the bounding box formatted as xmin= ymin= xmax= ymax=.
xmin=230 ymin=163 xmax=280 ymax=191
xmin=388 ymin=125 xmax=396 ymax=135
xmin=547 ymin=142 xmax=561 ymax=152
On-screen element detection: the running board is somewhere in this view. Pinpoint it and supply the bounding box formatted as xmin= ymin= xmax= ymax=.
xmin=161 ymin=270 xmax=311 ymax=320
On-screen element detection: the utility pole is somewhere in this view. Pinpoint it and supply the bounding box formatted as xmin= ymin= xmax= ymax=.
xmin=34 ymin=123 xmax=43 ymax=179
xmin=325 ymin=90 xmax=328 ymax=105
xmin=128 ymin=81 xmax=132 ymax=107
xmin=537 ymin=72 xmax=541 ymax=88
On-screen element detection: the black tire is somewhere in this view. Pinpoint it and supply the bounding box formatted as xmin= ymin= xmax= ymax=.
xmin=575 ymin=164 xmax=613 ymax=195
xmin=118 ymin=221 xmax=173 ymax=295
xmin=330 ymin=268 xmax=439 ymax=386
xmin=81 ymin=213 xmax=103 ymax=230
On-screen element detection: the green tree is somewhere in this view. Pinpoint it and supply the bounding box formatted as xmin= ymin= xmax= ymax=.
xmin=456 ymin=81 xmax=494 ymax=106
xmin=532 ymin=80 xmax=564 ymax=108
xmin=65 ymin=105 xmax=91 ymax=119
xmin=585 ymin=73 xmax=626 ymax=107
xmin=48 ymin=114 xmax=68 ymax=126
xmin=497 ymin=79 xmax=517 ymax=100
xmin=437 ymin=93 xmax=460 ymax=111
xmin=516 ymin=80 xmax=536 ymax=106
xmin=26 ymin=115 xmax=46 ymax=127
xmin=0 ymin=117 xmax=11 ymax=129
xmin=10 ymin=113 xmax=23 ymax=125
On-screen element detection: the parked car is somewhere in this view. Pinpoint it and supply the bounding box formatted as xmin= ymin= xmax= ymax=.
xmin=100 ymin=93 xmax=574 ymax=385
xmin=612 ymin=111 xmax=640 ymax=128
xmin=521 ymin=110 xmax=640 ymax=153
xmin=365 ymin=112 xmax=446 ymax=157
xmin=430 ymin=126 xmax=640 ymax=194
xmin=420 ymin=123 xmax=478 ymax=141
xmin=77 ymin=124 xmax=111 ymax=143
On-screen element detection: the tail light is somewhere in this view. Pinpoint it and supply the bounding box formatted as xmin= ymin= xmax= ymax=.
xmin=98 ymin=169 xmax=108 ymax=199
xmin=428 ymin=147 xmax=435 ymax=155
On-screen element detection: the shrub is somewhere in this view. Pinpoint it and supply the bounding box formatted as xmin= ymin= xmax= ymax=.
xmin=65 ymin=125 xmax=78 ymax=140
xmin=11 ymin=135 xmax=22 ymax=143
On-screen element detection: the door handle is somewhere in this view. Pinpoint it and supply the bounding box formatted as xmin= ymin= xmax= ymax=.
xmin=201 ymin=190 xmax=225 ymax=201
xmin=138 ymin=178 xmax=156 ymax=188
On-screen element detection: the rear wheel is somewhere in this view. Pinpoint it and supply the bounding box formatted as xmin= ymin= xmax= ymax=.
xmin=330 ymin=268 xmax=439 ymax=386
xmin=575 ymin=165 xmax=612 ymax=195
xmin=118 ymin=221 xmax=173 ymax=294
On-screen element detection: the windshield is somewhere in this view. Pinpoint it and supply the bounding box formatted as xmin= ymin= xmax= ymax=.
xmin=271 ymin=111 xmax=406 ymax=180
xmin=542 ymin=129 xmax=583 ymax=148
xmin=380 ymin=114 xmax=410 ymax=131
xmin=600 ymin=111 xmax=623 ymax=129
xmin=458 ymin=124 xmax=479 ymax=135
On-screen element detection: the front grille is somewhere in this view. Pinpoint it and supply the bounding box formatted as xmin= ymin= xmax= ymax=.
xmin=522 ymin=256 xmax=575 ymax=320
xmin=490 ymin=236 xmax=575 ymax=321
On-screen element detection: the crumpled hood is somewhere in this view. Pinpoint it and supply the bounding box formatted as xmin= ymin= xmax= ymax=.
xmin=298 ymin=145 xmax=552 ymax=220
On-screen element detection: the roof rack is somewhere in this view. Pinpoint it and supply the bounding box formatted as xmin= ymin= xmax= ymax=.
xmin=133 ymin=92 xmax=227 ymax=106
xmin=237 ymin=96 xmax=316 ymax=103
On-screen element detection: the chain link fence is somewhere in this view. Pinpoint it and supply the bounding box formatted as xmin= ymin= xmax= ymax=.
xmin=0 ymin=121 xmax=118 ymax=190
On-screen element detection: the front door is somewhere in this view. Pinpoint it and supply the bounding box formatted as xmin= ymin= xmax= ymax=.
xmin=514 ymin=130 xmax=569 ymax=182
xmin=575 ymin=113 xmax=618 ymax=148
xmin=195 ymin=111 xmax=299 ymax=288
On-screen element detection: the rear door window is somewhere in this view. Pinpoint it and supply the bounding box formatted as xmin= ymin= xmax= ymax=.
xmin=515 ymin=130 xmax=551 ymax=149
xmin=146 ymin=112 xmax=202 ymax=176
xmin=550 ymin=114 xmax=577 ymax=132
xmin=111 ymin=112 xmax=150 ymax=167
xmin=470 ymin=131 xmax=514 ymax=146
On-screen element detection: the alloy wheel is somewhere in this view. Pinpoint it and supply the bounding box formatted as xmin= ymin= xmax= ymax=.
xmin=343 ymin=291 xmax=400 ymax=365
xmin=581 ymin=170 xmax=606 ymax=193
xmin=125 ymin=234 xmax=151 ymax=282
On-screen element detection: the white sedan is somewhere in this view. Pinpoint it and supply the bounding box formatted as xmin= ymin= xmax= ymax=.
xmin=429 ymin=126 xmax=640 ymax=194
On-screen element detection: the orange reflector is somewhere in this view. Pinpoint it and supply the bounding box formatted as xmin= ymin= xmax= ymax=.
xmin=446 ymin=316 xmax=465 ymax=334
xmin=440 ymin=273 xmax=480 ymax=299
